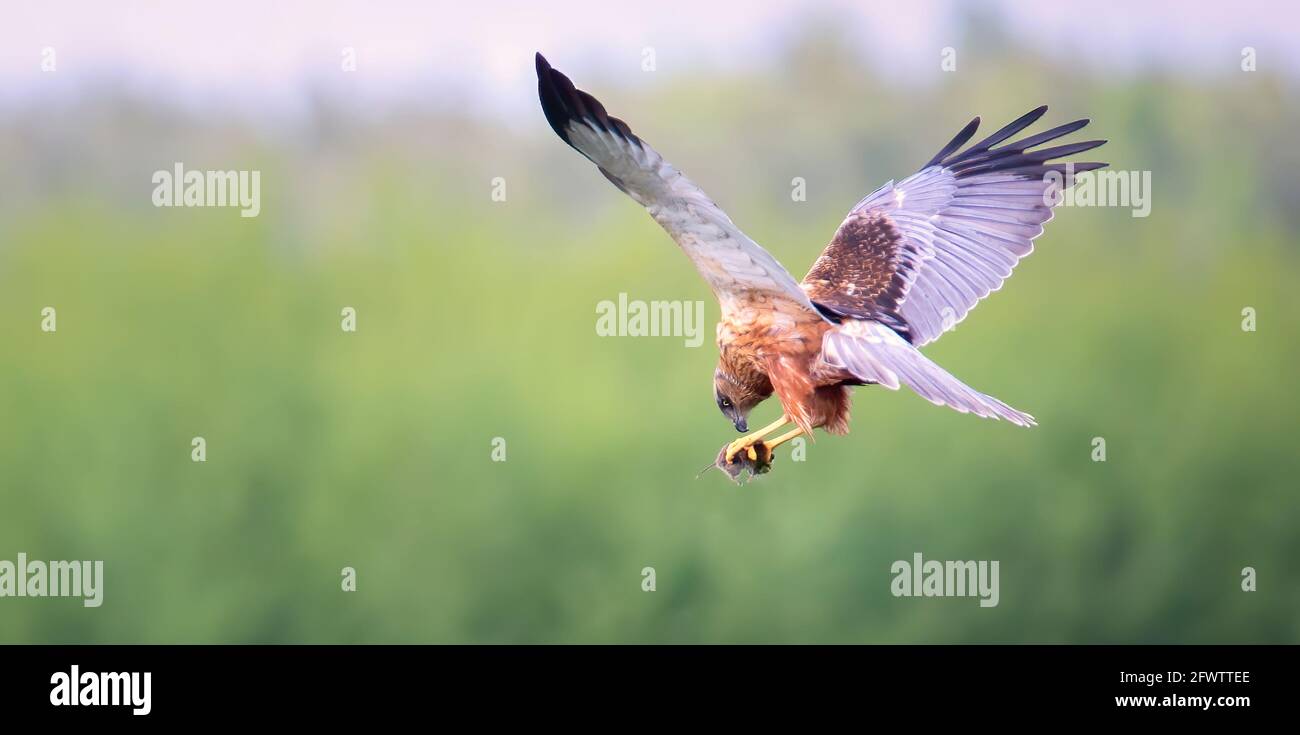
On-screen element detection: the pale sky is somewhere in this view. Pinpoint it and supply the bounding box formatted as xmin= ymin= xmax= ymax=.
xmin=0 ymin=0 xmax=1294 ymax=120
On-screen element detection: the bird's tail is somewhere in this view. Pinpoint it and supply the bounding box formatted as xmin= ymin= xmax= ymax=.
xmin=821 ymin=319 xmax=1036 ymax=427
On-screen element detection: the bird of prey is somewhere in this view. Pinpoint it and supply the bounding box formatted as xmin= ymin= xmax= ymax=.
xmin=536 ymin=52 xmax=1106 ymax=472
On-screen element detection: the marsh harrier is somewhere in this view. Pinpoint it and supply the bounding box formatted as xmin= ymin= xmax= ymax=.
xmin=536 ymin=53 xmax=1106 ymax=470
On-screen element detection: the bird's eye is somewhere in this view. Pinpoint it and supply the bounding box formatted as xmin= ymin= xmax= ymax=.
xmin=720 ymin=398 xmax=732 ymax=409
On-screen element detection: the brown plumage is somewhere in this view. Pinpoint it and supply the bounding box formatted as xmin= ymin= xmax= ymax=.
xmin=537 ymin=53 xmax=1107 ymax=470
xmin=715 ymin=294 xmax=843 ymax=438
xmin=803 ymin=211 xmax=910 ymax=326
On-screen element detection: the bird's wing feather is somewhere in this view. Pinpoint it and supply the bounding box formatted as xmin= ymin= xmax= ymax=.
xmin=803 ymin=106 xmax=1107 ymax=346
xmin=537 ymin=53 xmax=824 ymax=320
xmin=819 ymin=320 xmax=1036 ymax=426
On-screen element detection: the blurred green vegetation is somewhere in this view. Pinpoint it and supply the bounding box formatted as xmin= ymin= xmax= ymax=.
xmin=1 ymin=24 xmax=1298 ymax=643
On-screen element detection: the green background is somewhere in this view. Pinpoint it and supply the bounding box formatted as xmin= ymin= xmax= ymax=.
xmin=1 ymin=18 xmax=1297 ymax=642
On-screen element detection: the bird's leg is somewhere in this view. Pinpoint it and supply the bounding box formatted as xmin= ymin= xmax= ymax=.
xmin=763 ymin=426 xmax=805 ymax=451
xmin=725 ymin=415 xmax=790 ymax=463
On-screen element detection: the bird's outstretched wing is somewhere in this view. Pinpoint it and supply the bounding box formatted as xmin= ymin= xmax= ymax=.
xmin=536 ymin=53 xmax=824 ymax=320
xmin=802 ymin=107 xmax=1107 ymax=346
xmin=819 ymin=319 xmax=1037 ymax=426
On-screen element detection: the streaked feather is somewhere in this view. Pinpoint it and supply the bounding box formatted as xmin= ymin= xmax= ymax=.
xmin=803 ymin=107 xmax=1108 ymax=347
xmin=536 ymin=53 xmax=825 ymax=321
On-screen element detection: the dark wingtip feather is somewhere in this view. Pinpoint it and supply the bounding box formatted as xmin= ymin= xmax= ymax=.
xmin=536 ymin=51 xmax=576 ymax=147
xmin=1001 ymin=118 xmax=1092 ymax=154
xmin=1027 ymin=138 xmax=1108 ymax=161
xmin=935 ymin=109 xmax=1107 ymax=180
xmin=955 ymin=142 xmax=1106 ymax=176
xmin=924 ymin=116 xmax=980 ymax=168
xmin=535 ymin=52 xmax=641 ymax=153
xmin=958 ymin=105 xmax=1048 ymax=159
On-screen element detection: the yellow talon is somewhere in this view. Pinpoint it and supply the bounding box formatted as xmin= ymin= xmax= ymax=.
xmin=765 ymin=426 xmax=805 ymax=450
xmin=725 ymin=415 xmax=790 ymax=463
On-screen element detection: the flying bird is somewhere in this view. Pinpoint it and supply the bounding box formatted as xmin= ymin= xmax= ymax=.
xmin=535 ymin=53 xmax=1106 ymax=471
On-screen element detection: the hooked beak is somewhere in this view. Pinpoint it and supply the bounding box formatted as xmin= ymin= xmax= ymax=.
xmin=733 ymin=416 xmax=748 ymax=433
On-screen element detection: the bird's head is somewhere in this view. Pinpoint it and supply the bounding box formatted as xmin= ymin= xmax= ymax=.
xmin=713 ymin=368 xmax=765 ymax=433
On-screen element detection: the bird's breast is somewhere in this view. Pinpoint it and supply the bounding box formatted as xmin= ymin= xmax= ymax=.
xmin=717 ymin=309 xmax=833 ymax=376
